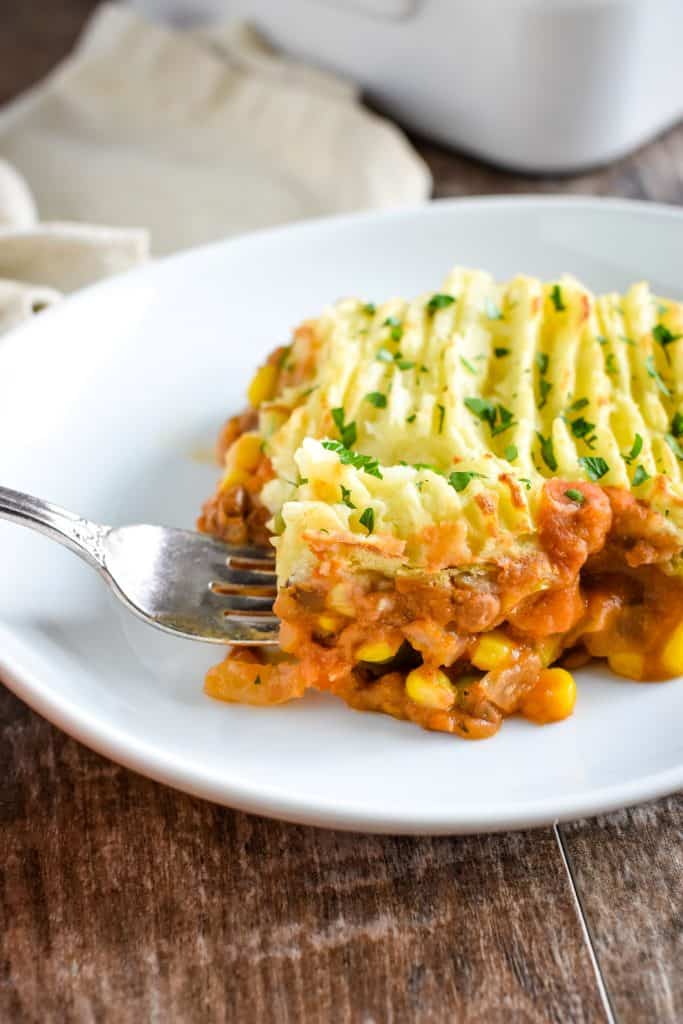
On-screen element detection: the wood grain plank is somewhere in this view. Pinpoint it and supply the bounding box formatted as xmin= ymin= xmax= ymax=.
xmin=561 ymin=802 xmax=683 ymax=1024
xmin=0 ymin=688 xmax=607 ymax=1024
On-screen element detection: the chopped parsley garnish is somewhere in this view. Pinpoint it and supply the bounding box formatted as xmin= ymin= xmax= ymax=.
xmin=632 ymin=465 xmax=651 ymax=487
xmin=406 ymin=413 xmax=416 ymax=424
xmin=362 ymin=302 xmax=376 ymax=315
xmin=645 ymin=354 xmax=671 ymax=396
xmin=535 ymin=352 xmax=549 ymax=375
xmin=570 ymin=416 xmax=597 ymax=446
xmin=672 ymin=412 xmax=683 ymax=438
xmin=331 ymin=406 xmax=357 ymax=448
xmin=569 ymin=397 xmax=589 ymax=412
xmin=277 ymin=346 xmax=292 ymax=369
xmin=536 ymin=432 xmax=557 ymax=472
xmin=426 ymin=293 xmax=456 ymax=315
xmin=448 ymin=471 xmax=486 ymax=493
xmin=340 ymin=485 xmax=356 ymax=509
xmin=550 ymin=285 xmax=566 ymax=312
xmin=564 ymin=489 xmax=585 ymax=504
xmin=464 ymin=397 xmax=517 ymax=436
xmin=436 ymin=403 xmax=446 ymax=433
xmin=519 ymin=477 xmax=532 ymax=490
xmin=504 ymin=444 xmax=518 ymax=461
xmin=460 ymin=356 xmax=477 ymax=374
xmin=665 ymin=433 xmax=683 ymax=460
xmin=364 ymin=391 xmax=387 ymax=408
xmin=539 ymin=378 xmax=552 ymax=410
xmin=653 ymin=323 xmax=682 ymax=364
xmin=622 ymin=433 xmax=643 ymax=465
xmin=359 ymin=507 xmax=375 ymax=533
xmin=579 ymin=455 xmax=609 ymax=480
xmin=484 ymin=297 xmax=503 ymax=321
xmin=494 ymin=347 xmax=510 ymax=358
xmin=383 ymin=316 xmax=404 ymax=342
xmin=605 ymin=352 xmax=617 ymax=374
xmin=322 ymin=440 xmax=383 ymax=478
xmin=376 ymin=347 xmax=394 ymax=363
xmin=619 ymin=335 xmax=635 ymax=346
xmin=395 ymin=358 xmax=415 ymax=371
xmin=596 ymin=335 xmax=609 ymax=346
xmin=253 ymin=675 xmax=262 ymax=686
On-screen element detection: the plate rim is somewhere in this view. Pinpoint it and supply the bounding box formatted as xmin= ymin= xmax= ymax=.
xmin=2 ymin=192 xmax=683 ymax=834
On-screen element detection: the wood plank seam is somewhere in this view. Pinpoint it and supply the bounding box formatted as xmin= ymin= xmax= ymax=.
xmin=555 ymin=824 xmax=618 ymax=1024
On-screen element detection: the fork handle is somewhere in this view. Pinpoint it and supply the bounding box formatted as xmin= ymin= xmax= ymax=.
xmin=0 ymin=486 xmax=109 ymax=570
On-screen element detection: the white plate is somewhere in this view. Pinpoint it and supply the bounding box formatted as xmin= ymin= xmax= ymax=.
xmin=1 ymin=196 xmax=682 ymax=834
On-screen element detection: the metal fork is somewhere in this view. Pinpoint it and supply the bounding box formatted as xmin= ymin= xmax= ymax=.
xmin=0 ymin=486 xmax=279 ymax=645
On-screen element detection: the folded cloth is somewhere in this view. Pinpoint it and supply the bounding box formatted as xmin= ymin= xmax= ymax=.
xmin=0 ymin=3 xmax=431 ymax=257
xmin=0 ymin=156 xmax=148 ymax=334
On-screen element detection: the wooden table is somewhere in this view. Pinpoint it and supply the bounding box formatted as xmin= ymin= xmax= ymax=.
xmin=1 ymin=5 xmax=682 ymax=1021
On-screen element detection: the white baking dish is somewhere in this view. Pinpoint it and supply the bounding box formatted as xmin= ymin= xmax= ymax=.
xmin=209 ymin=0 xmax=683 ymax=173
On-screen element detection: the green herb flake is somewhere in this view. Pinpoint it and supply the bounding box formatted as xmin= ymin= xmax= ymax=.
xmin=619 ymin=335 xmax=635 ymax=346
xmin=465 ymin=396 xmax=496 ymax=426
xmin=322 ymin=440 xmax=383 ymax=478
xmin=605 ymin=352 xmax=618 ymax=375
xmin=448 ymin=470 xmax=486 ymax=493
xmin=460 ymin=356 xmax=477 ymax=374
xmin=632 ymin=465 xmax=651 ymax=487
xmin=494 ymin=347 xmax=510 ymax=358
xmin=376 ymin=347 xmax=394 ymax=363
xmin=436 ymin=403 xmax=446 ymax=433
xmin=570 ymin=416 xmax=596 ymax=441
xmin=596 ymin=335 xmax=609 ymax=346
xmin=645 ymin=354 xmax=671 ymax=396
xmin=653 ymin=323 xmax=682 ymax=363
xmin=253 ymin=675 xmax=262 ymax=686
xmin=364 ymin=391 xmax=387 ymax=408
xmin=331 ymin=406 xmax=357 ymax=448
xmin=340 ymin=485 xmax=356 ymax=509
xmin=538 ymin=378 xmax=553 ymax=409
xmin=564 ymin=489 xmax=585 ymax=505
xmin=504 ymin=444 xmax=518 ymax=461
xmin=536 ymin=432 xmax=557 ymax=472
xmin=550 ymin=284 xmax=566 ymax=312
xmin=623 ymin=433 xmax=643 ymax=465
xmin=484 ymin=297 xmax=503 ymax=321
xmin=569 ymin=397 xmax=589 ymax=412
xmin=535 ymin=352 xmax=549 ymax=375
xmin=426 ymin=293 xmax=456 ymax=315
xmin=395 ymin=358 xmax=415 ymax=371
xmin=665 ymin=433 xmax=683 ymax=460
xmin=492 ymin=404 xmax=516 ymax=437
xmin=406 ymin=413 xmax=417 ymax=424
xmin=519 ymin=477 xmax=532 ymax=490
xmin=359 ymin=507 xmax=375 ymax=533
xmin=383 ymin=316 xmax=404 ymax=342
xmin=579 ymin=455 xmax=609 ymax=481
xmin=672 ymin=412 xmax=683 ymax=438
xmin=362 ymin=302 xmax=376 ymax=316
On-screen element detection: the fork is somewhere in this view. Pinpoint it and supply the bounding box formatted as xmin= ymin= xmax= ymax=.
xmin=0 ymin=486 xmax=279 ymax=645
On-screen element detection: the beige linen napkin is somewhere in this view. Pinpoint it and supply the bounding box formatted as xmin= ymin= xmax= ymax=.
xmin=0 ymin=3 xmax=431 ymax=258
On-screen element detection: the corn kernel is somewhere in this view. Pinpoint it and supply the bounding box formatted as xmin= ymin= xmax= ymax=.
xmin=537 ymin=636 xmax=562 ymax=668
xmin=327 ymin=583 xmax=355 ymax=617
xmin=608 ymin=651 xmax=645 ymax=680
xmin=521 ymin=668 xmax=576 ymax=724
xmin=405 ymin=666 xmax=455 ymax=711
xmin=221 ymin=467 xmax=249 ymax=489
xmin=661 ymin=623 xmax=683 ymax=677
xmin=230 ymin=432 xmax=263 ymax=471
xmin=247 ymin=362 xmax=278 ymax=407
xmin=356 ymin=637 xmax=402 ymax=664
xmin=317 ymin=614 xmax=343 ymax=635
xmin=471 ymin=631 xmax=515 ymax=672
